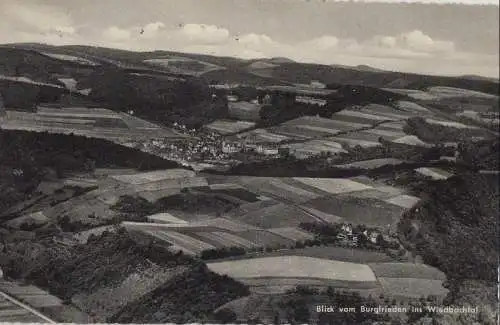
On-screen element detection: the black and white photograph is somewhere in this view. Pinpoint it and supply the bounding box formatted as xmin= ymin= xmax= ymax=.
xmin=0 ymin=0 xmax=498 ymax=324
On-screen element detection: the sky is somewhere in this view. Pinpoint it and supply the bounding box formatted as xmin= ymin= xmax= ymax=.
xmin=0 ymin=0 xmax=498 ymax=78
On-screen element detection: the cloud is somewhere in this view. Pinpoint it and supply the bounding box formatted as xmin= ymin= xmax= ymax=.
xmin=180 ymin=24 xmax=229 ymax=44
xmin=396 ymin=30 xmax=455 ymax=53
xmin=141 ymin=22 xmax=165 ymax=38
xmin=102 ymin=26 xmax=132 ymax=42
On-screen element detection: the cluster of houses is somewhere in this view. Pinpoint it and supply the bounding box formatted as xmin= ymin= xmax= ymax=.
xmin=336 ymin=223 xmax=382 ymax=247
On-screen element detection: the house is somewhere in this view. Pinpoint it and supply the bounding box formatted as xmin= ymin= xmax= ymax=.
xmin=222 ymin=141 xmax=240 ymax=153
xmin=341 ymin=223 xmax=353 ymax=235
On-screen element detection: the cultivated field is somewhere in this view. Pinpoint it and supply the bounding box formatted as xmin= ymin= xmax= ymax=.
xmin=292 ymin=178 xmax=372 ymax=195
xmin=146 ymin=213 xmax=189 ymax=224
xmin=228 ymin=202 xmax=319 ymax=228
xmin=424 ymin=118 xmax=478 ymax=129
xmin=267 ymin=227 xmax=315 ymax=241
xmin=110 ymin=169 xmax=196 ymax=185
xmin=395 ymin=101 xmax=432 ymax=114
xmin=205 ymin=120 xmax=256 ymax=134
xmin=327 ymin=136 xmax=382 ymax=148
xmin=335 ymin=109 xmax=397 ymax=122
xmin=297 ymin=206 xmax=344 ymax=223
xmin=207 ymin=256 xmax=378 ymax=282
xmin=189 ymin=231 xmax=258 ymax=249
xmin=378 ymin=277 xmax=448 ymax=299
xmin=414 ymin=167 xmax=454 ymax=180
xmin=385 ymin=195 xmax=421 ymax=209
xmin=303 ymin=196 xmax=406 ymax=229
xmin=391 ymin=135 xmax=431 ymax=147
xmin=235 ymin=230 xmax=295 ymax=248
xmin=369 ymin=263 xmax=446 ymax=280
xmin=237 ymin=129 xmax=290 ymax=143
xmin=334 ymin=158 xmax=404 ymax=170
xmin=143 ymin=230 xmax=216 ymax=255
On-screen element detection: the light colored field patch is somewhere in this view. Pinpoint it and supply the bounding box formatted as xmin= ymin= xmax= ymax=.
xmin=392 ymin=135 xmax=431 ymax=147
xmin=207 ymin=256 xmax=377 ymax=282
xmin=293 ymin=178 xmax=372 ymax=194
xmin=110 ymin=169 xmax=196 ymax=185
xmin=206 ymin=120 xmax=256 ymax=134
xmin=385 ymin=195 xmax=421 ymax=209
xmin=336 ymin=110 xmax=396 ymax=122
xmin=41 ymin=52 xmax=99 ymax=65
xmin=267 ymin=227 xmax=315 ymax=241
xmin=328 ymin=136 xmax=381 ymax=148
xmin=396 ymin=101 xmax=431 ymax=114
xmin=415 ymin=167 xmax=453 ymax=180
xmin=378 ymin=277 xmax=448 ymax=299
xmin=427 ymin=86 xmax=498 ymax=100
xmin=4 ymin=211 xmax=48 ymax=229
xmin=378 ymin=121 xmax=406 ymax=131
xmin=146 ymin=213 xmax=188 ymax=224
xmin=424 ymin=118 xmax=478 ymax=129
xmin=132 ymin=177 xmax=208 ymax=192
xmin=296 ymin=125 xmax=342 ymax=134
xmin=335 ymin=158 xmax=404 ymax=169
xmin=361 ymin=128 xmax=406 ymax=139
xmin=58 ymin=78 xmax=78 ymax=90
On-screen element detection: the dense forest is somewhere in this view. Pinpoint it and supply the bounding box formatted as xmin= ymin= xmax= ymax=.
xmin=0 ymin=129 xmax=184 ymax=212
xmin=0 ymin=229 xmax=251 ymax=323
xmin=398 ymin=173 xmax=498 ymax=283
xmin=109 ymin=263 xmax=250 ymax=323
